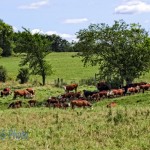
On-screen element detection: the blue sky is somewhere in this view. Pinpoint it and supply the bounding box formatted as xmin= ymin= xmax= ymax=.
xmin=1 ymin=0 xmax=150 ymax=41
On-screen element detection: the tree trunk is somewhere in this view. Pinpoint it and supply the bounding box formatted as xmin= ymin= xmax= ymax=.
xmin=125 ymin=78 xmax=133 ymax=85
xmin=42 ymin=74 xmax=46 ymax=86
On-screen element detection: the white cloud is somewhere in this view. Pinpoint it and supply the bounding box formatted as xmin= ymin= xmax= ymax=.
xmin=18 ymin=0 xmax=49 ymax=10
xmin=13 ymin=26 xmax=18 ymax=32
xmin=46 ymin=30 xmax=77 ymax=42
xmin=31 ymin=29 xmax=77 ymax=41
xmin=31 ymin=29 xmax=44 ymax=34
xmin=63 ymin=18 xmax=88 ymax=24
xmin=115 ymin=0 xmax=150 ymax=14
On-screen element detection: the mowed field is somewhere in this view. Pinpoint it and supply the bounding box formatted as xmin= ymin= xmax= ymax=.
xmin=0 ymin=52 xmax=150 ymax=150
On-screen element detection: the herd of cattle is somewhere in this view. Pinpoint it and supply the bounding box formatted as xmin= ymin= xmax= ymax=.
xmin=0 ymin=81 xmax=150 ymax=109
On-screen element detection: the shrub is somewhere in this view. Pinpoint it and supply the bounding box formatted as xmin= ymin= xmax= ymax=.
xmin=0 ymin=65 xmax=7 ymax=82
xmin=16 ymin=67 xmax=30 ymax=84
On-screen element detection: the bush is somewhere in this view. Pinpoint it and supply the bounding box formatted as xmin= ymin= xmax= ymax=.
xmin=0 ymin=65 xmax=7 ymax=82
xmin=16 ymin=67 xmax=30 ymax=84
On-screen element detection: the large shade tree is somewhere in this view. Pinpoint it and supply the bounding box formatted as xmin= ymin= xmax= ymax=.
xmin=15 ymin=28 xmax=53 ymax=85
xmin=75 ymin=20 xmax=150 ymax=85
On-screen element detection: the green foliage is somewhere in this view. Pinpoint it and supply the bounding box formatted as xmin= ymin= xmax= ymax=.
xmin=0 ymin=65 xmax=7 ymax=82
xmin=0 ymin=47 xmax=3 ymax=56
xmin=0 ymin=19 xmax=14 ymax=57
xmin=45 ymin=34 xmax=73 ymax=52
xmin=16 ymin=67 xmax=30 ymax=84
xmin=75 ymin=20 xmax=150 ymax=85
xmin=15 ymin=28 xmax=53 ymax=85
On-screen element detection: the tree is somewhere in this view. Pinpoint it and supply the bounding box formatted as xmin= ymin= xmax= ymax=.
xmin=45 ymin=34 xmax=72 ymax=52
xmin=0 ymin=19 xmax=14 ymax=56
xmin=15 ymin=28 xmax=53 ymax=85
xmin=75 ymin=20 xmax=150 ymax=85
xmin=16 ymin=67 xmax=30 ymax=84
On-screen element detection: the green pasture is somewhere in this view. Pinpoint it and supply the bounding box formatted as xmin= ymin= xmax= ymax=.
xmin=0 ymin=52 xmax=98 ymax=84
xmin=0 ymin=92 xmax=150 ymax=150
xmin=0 ymin=52 xmax=150 ymax=149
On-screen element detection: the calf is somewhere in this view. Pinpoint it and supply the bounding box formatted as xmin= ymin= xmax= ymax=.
xmin=8 ymin=101 xmax=22 ymax=109
xmin=26 ymin=88 xmax=35 ymax=95
xmin=1 ymin=87 xmax=11 ymax=97
xmin=46 ymin=98 xmax=59 ymax=107
xmin=71 ymin=99 xmax=92 ymax=109
xmin=107 ymin=102 xmax=117 ymax=108
xmin=28 ymin=99 xmax=37 ymax=107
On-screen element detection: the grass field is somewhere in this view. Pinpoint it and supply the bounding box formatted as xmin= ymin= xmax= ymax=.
xmin=0 ymin=52 xmax=150 ymax=150
xmin=0 ymin=52 xmax=98 ymax=84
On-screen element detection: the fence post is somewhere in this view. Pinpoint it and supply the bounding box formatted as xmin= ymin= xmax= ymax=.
xmin=57 ymin=78 xmax=60 ymax=87
xmin=60 ymin=78 xmax=63 ymax=87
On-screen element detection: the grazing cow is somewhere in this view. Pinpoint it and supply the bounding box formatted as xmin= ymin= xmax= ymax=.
xmin=91 ymin=93 xmax=101 ymax=101
xmin=53 ymin=102 xmax=70 ymax=109
xmin=127 ymin=86 xmax=140 ymax=94
xmin=62 ymin=102 xmax=70 ymax=109
xmin=97 ymin=81 xmax=110 ymax=91
xmin=28 ymin=99 xmax=37 ymax=107
xmin=99 ymin=90 xmax=108 ymax=98
xmin=127 ymin=82 xmax=147 ymax=88
xmin=61 ymin=91 xmax=81 ymax=100
xmin=140 ymin=84 xmax=150 ymax=92
xmin=1 ymin=87 xmax=11 ymax=97
xmin=26 ymin=88 xmax=35 ymax=95
xmin=13 ymin=90 xmax=31 ymax=99
xmin=53 ymin=102 xmax=63 ymax=108
xmin=107 ymin=102 xmax=117 ymax=108
xmin=46 ymin=98 xmax=58 ymax=107
xmin=83 ymin=90 xmax=98 ymax=99
xmin=71 ymin=99 xmax=92 ymax=109
xmin=8 ymin=101 xmax=22 ymax=109
xmin=110 ymin=89 xmax=124 ymax=97
xmin=63 ymin=83 xmax=78 ymax=93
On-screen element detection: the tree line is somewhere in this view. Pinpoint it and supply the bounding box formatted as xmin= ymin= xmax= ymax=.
xmin=1 ymin=19 xmax=150 ymax=87
xmin=0 ymin=19 xmax=74 ymax=57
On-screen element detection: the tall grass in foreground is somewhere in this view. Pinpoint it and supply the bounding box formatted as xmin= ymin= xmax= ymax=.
xmin=0 ymin=105 xmax=149 ymax=150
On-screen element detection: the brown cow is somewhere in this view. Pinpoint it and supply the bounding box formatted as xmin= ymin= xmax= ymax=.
xmin=13 ymin=90 xmax=31 ymax=99
xmin=63 ymin=83 xmax=78 ymax=93
xmin=53 ymin=102 xmax=70 ymax=109
xmin=1 ymin=87 xmax=12 ymax=97
xmin=140 ymin=84 xmax=150 ymax=91
xmin=99 ymin=90 xmax=108 ymax=98
xmin=8 ymin=100 xmax=22 ymax=109
xmin=127 ymin=87 xmax=139 ymax=94
xmin=61 ymin=91 xmax=81 ymax=100
xmin=107 ymin=102 xmax=117 ymax=108
xmin=53 ymin=102 xmax=63 ymax=108
xmin=46 ymin=98 xmax=59 ymax=107
xmin=28 ymin=100 xmax=37 ymax=107
xmin=110 ymin=89 xmax=124 ymax=97
xmin=26 ymin=88 xmax=35 ymax=95
xmin=71 ymin=99 xmax=92 ymax=109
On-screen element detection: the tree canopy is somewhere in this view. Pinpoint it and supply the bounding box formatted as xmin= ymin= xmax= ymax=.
xmin=0 ymin=19 xmax=14 ymax=56
xmin=75 ymin=20 xmax=150 ymax=85
xmin=15 ymin=28 xmax=53 ymax=85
